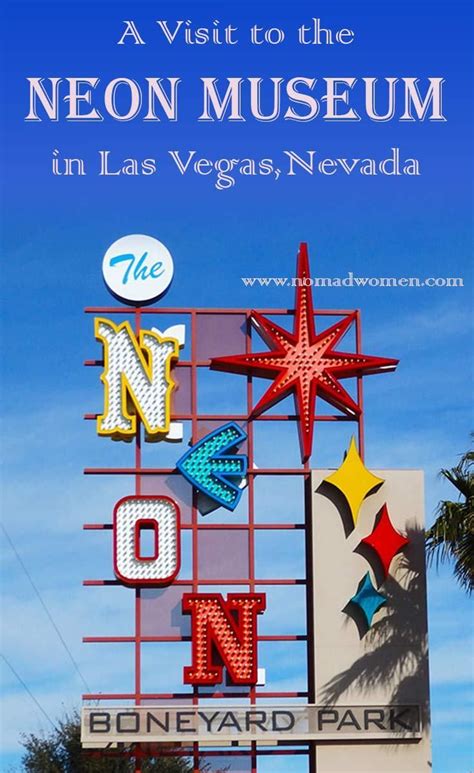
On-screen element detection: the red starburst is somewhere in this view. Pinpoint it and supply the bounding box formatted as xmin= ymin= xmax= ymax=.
xmin=211 ymin=244 xmax=398 ymax=461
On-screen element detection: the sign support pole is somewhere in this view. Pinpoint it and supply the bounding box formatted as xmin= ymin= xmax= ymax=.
xmin=304 ymin=469 xmax=317 ymax=773
xmin=135 ymin=308 xmax=142 ymax=773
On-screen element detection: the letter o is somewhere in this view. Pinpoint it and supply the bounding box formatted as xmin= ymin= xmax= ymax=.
xmin=113 ymin=495 xmax=180 ymax=585
xmin=104 ymin=78 xmax=142 ymax=120
xmin=265 ymin=27 xmax=285 ymax=44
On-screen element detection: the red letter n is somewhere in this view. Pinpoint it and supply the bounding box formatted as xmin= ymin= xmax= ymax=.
xmin=182 ymin=593 xmax=266 ymax=686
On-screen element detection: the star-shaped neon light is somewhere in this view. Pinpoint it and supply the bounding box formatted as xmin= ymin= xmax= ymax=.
xmin=211 ymin=244 xmax=398 ymax=461
xmin=348 ymin=572 xmax=386 ymax=628
xmin=360 ymin=504 xmax=409 ymax=578
xmin=324 ymin=436 xmax=384 ymax=527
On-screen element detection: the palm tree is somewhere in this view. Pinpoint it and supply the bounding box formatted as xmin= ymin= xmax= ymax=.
xmin=426 ymin=442 xmax=473 ymax=593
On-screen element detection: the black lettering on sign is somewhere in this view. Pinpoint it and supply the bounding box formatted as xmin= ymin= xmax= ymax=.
xmin=364 ymin=709 xmax=386 ymax=730
xmin=317 ymin=709 xmax=338 ymax=730
xmin=390 ymin=707 xmax=417 ymax=731
xmin=176 ymin=711 xmax=195 ymax=732
xmin=245 ymin=711 xmax=267 ymax=731
xmin=117 ymin=712 xmax=139 ymax=733
xmin=337 ymin=709 xmax=362 ymax=731
xmin=89 ymin=712 xmax=110 ymax=733
xmin=272 ymin=710 xmax=295 ymax=731
xmin=197 ymin=711 xmax=220 ymax=732
xmin=146 ymin=711 xmax=170 ymax=732
xmin=218 ymin=711 xmax=242 ymax=732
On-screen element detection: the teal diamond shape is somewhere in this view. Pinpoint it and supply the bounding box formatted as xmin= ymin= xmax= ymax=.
xmin=349 ymin=572 xmax=386 ymax=628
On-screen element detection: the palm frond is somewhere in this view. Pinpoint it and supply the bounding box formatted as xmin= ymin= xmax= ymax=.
xmin=426 ymin=441 xmax=474 ymax=593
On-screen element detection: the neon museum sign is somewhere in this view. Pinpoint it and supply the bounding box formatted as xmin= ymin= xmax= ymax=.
xmin=82 ymin=241 xmax=423 ymax=746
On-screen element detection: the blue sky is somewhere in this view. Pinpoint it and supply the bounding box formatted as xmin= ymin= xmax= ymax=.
xmin=1 ymin=0 xmax=473 ymax=771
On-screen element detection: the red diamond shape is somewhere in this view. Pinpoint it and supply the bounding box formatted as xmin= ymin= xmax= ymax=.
xmin=360 ymin=504 xmax=409 ymax=578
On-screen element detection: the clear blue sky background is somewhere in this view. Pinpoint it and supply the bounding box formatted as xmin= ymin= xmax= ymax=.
xmin=1 ymin=0 xmax=473 ymax=771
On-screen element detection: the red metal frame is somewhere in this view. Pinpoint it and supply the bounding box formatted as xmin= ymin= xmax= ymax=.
xmin=83 ymin=304 xmax=366 ymax=772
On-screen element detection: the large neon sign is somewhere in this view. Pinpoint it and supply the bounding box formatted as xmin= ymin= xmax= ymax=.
xmin=83 ymin=240 xmax=430 ymax=772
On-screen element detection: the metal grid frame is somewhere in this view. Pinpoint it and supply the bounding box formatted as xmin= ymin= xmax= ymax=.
xmin=82 ymin=305 xmax=365 ymax=773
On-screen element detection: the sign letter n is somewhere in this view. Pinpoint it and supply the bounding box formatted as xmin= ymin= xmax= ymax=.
xmin=94 ymin=317 xmax=179 ymax=440
xmin=183 ymin=593 xmax=266 ymax=686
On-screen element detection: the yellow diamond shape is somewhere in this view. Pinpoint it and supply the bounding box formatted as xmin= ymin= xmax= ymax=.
xmin=324 ymin=437 xmax=384 ymax=526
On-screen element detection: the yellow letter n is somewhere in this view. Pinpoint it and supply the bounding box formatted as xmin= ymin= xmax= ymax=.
xmin=94 ymin=317 xmax=179 ymax=440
